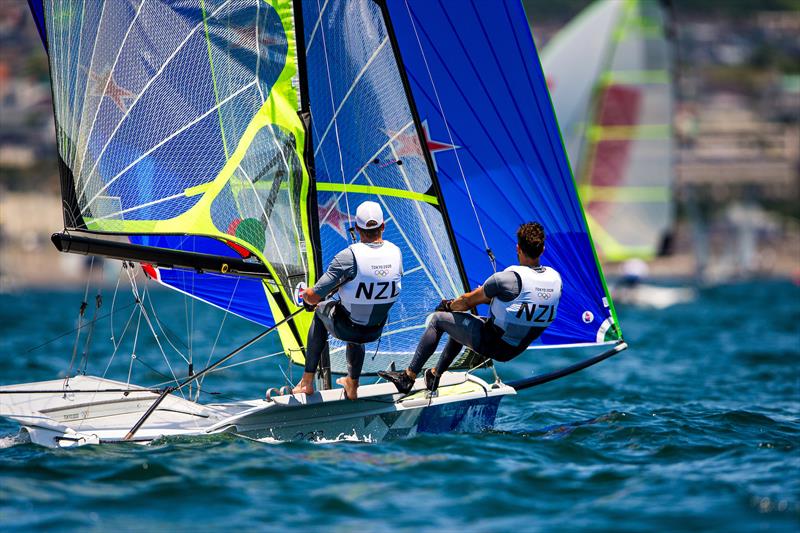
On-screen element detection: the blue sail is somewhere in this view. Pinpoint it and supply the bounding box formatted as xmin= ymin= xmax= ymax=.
xmin=131 ymin=235 xmax=275 ymax=327
xmin=387 ymin=0 xmax=621 ymax=346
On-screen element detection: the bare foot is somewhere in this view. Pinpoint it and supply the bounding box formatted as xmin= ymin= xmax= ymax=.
xmin=292 ymin=372 xmax=315 ymax=395
xmin=292 ymin=382 xmax=314 ymax=395
xmin=336 ymin=376 xmax=359 ymax=401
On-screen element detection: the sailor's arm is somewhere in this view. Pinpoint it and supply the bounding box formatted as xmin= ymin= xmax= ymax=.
xmin=450 ymin=286 xmax=491 ymax=312
xmin=302 ymin=249 xmax=356 ymax=305
xmin=448 ymin=271 xmax=519 ymax=312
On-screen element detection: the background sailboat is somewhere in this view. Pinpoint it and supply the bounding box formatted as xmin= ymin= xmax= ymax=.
xmin=541 ymin=0 xmax=694 ymax=307
xmin=2 ymin=0 xmax=624 ymax=447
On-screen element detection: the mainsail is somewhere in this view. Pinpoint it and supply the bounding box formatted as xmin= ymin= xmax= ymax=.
xmin=542 ymin=0 xmax=675 ymax=261
xmin=301 ymin=0 xmax=469 ymax=374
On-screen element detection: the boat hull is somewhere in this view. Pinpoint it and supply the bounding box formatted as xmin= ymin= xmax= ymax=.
xmin=0 ymin=373 xmax=514 ymax=447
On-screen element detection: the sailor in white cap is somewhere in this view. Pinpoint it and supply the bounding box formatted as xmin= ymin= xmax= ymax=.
xmin=293 ymin=201 xmax=403 ymax=400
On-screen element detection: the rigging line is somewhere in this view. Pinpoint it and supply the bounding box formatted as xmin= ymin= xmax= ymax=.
xmin=73 ymin=0 xmax=148 ymax=185
xmin=360 ymin=169 xmax=445 ymax=299
xmin=109 ymin=264 xmax=123 ymax=350
xmin=133 ymin=353 xmax=173 ymax=382
xmin=384 ymin=310 xmax=432 ymax=328
xmin=314 ymin=0 xmax=353 ymax=234
xmin=131 ymin=274 xmax=190 ymax=366
xmin=184 ymin=272 xmax=191 ymax=369
xmin=145 ymin=377 xmax=241 ymax=402
xmin=64 ymin=256 xmax=95 ymax=389
xmin=125 ymin=305 xmax=142 ymax=389
xmin=312 ymin=36 xmax=390 ymax=157
xmin=78 ymin=289 xmax=102 ymax=375
xmin=407 ymin=10 xmax=570 ymax=233
xmin=238 ymin=161 xmax=293 ymax=282
xmin=144 ymin=289 xmax=189 ymax=359
xmin=402 ymin=0 xmax=494 ymax=271
xmin=124 ymin=306 xmax=306 ymax=440
xmin=126 ymin=266 xmax=187 ymax=399
xmin=101 ymin=299 xmax=140 ymax=378
xmin=278 ymin=359 xmax=293 ymax=388
xmin=23 ymin=301 xmax=135 ymax=355
xmin=190 ymin=259 xmax=195 ymax=367
xmin=196 ymin=275 xmax=241 ymax=397
xmin=267 ymin=130 xmax=308 ymax=275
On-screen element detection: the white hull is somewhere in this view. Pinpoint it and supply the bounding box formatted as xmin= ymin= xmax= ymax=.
xmin=0 ymin=373 xmax=514 ymax=448
xmin=613 ymin=284 xmax=695 ymax=309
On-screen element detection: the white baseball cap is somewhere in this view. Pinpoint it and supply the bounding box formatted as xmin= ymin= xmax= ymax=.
xmin=355 ymin=201 xmax=384 ymax=230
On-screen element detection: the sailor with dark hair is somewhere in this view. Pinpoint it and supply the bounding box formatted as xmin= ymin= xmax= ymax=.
xmin=380 ymin=222 xmax=561 ymax=393
xmin=293 ymin=201 xmax=403 ymax=400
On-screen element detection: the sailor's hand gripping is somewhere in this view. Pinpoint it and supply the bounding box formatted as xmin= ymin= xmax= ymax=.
xmin=301 ymin=287 xmax=321 ymax=311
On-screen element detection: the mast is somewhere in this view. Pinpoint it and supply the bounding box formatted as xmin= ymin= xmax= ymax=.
xmin=375 ymin=0 xmax=472 ymax=293
xmin=293 ymin=0 xmax=330 ymax=389
xmin=293 ymin=0 xmax=323 ymax=280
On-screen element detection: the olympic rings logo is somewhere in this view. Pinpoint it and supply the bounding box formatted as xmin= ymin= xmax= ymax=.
xmin=374 ymin=269 xmax=388 ymax=277
xmin=538 ymin=292 xmax=551 ymax=300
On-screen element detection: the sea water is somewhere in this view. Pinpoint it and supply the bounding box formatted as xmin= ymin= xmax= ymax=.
xmin=0 ymin=280 xmax=797 ymax=531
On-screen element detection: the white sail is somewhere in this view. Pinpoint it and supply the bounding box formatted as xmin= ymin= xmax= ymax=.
xmin=541 ymin=0 xmax=625 ymax=169
xmin=542 ymin=0 xmax=675 ymax=261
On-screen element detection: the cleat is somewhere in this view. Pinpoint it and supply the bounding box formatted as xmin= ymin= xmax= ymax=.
xmin=378 ymin=370 xmax=414 ymax=394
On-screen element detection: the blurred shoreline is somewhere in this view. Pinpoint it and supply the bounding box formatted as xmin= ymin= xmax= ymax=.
xmin=2 ymin=191 xmax=797 ymax=292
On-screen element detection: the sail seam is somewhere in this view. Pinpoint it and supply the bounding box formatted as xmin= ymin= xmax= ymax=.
xmin=73 ymin=0 xmax=147 ymax=186
xmin=360 ymin=169 xmax=446 ymax=300
xmin=304 ymin=0 xmax=330 ymax=52
xmin=83 ymin=81 xmax=256 ymax=210
xmin=200 ymin=0 xmax=230 ymax=159
xmin=388 ymin=143 xmax=459 ymax=295
xmin=314 ymin=0 xmax=352 ymax=231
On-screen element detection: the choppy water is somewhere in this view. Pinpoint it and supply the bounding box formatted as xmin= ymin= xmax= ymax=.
xmin=1 ymin=280 xmax=798 ymax=531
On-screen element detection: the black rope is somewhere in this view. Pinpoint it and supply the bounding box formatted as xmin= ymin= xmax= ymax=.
xmin=78 ymin=291 xmax=102 ymax=374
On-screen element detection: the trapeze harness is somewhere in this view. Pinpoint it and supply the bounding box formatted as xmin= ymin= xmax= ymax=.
xmin=484 ymin=264 xmax=562 ymax=360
